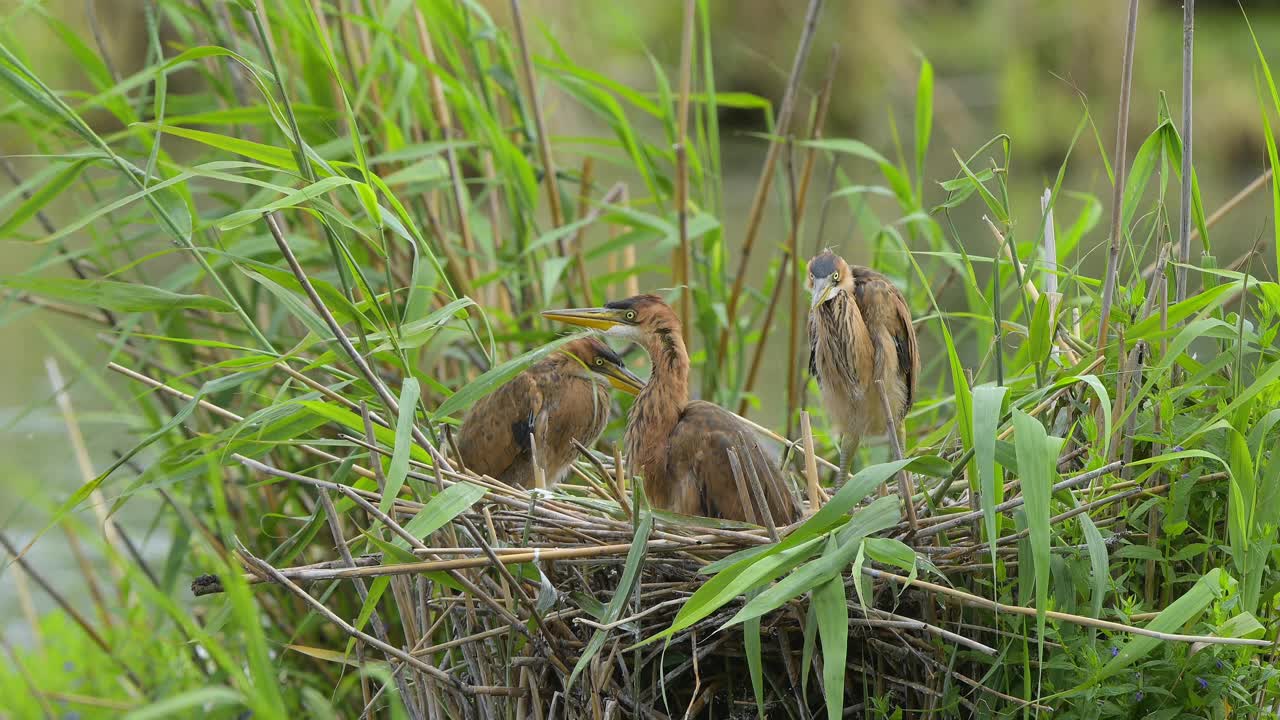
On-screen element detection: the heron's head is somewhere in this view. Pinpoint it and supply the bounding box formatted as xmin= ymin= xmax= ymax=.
xmin=541 ymin=294 xmax=676 ymax=343
xmin=806 ymin=250 xmax=853 ymax=308
xmin=558 ymin=337 xmax=645 ymax=395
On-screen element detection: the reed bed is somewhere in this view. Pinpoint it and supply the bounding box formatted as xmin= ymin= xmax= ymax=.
xmin=3 ymin=0 xmax=1280 ymax=718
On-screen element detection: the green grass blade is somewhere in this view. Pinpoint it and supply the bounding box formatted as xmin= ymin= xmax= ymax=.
xmin=379 ymin=377 xmax=421 ymax=515
xmin=568 ymin=509 xmax=654 ymax=689
xmin=813 ymin=572 xmax=848 ymax=720
xmin=1 ymin=275 xmax=235 ymax=313
xmin=1012 ymin=409 xmax=1064 ymax=671
xmin=395 ymin=481 xmax=487 ymax=548
xmin=973 ymin=385 xmax=1009 ymax=572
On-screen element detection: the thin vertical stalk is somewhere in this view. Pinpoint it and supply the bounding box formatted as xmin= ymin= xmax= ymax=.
xmin=713 ymin=0 xmax=824 ymax=371
xmin=573 ymin=157 xmax=596 ymax=306
xmin=800 ymin=411 xmax=822 ymax=511
xmin=1097 ymin=0 xmax=1141 ymax=350
xmin=415 ymin=6 xmax=480 ymax=289
xmin=740 ymin=48 xmax=838 ymax=418
xmin=1175 ymin=0 xmax=1195 ymax=306
xmin=510 ymin=0 xmax=571 ymax=303
xmin=674 ymin=0 xmax=696 ymax=341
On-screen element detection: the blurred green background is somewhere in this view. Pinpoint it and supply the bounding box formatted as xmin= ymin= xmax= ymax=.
xmin=2 ymin=0 xmax=1276 ymax=639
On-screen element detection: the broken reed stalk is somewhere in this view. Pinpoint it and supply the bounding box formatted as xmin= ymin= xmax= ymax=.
xmin=739 ymin=45 xmax=840 ymax=418
xmin=1097 ymin=0 xmax=1140 ymax=351
xmin=713 ymin=0 xmax=824 ymax=371
xmin=1175 ymin=0 xmax=1195 ymax=306
xmin=877 ymin=380 xmax=918 ymax=536
xmin=800 ymin=411 xmax=822 ymax=510
xmin=673 ymin=0 xmax=695 ymax=340
xmin=726 ymin=449 xmax=761 ymax=526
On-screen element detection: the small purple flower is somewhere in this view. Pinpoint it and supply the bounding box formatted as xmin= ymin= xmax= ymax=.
xmin=1197 ymin=677 xmax=1209 ymax=691
xmin=1173 ymin=445 xmax=1185 ymax=453
xmin=1110 ymin=646 xmax=1119 ymax=657
xmin=63 ymin=661 xmax=74 ymax=672
xmin=1216 ymin=659 xmax=1224 ymax=670
xmin=1135 ymin=691 xmax=1144 ymax=702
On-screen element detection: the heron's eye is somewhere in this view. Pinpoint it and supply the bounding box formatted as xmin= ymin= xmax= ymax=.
xmin=626 ymin=311 xmax=636 ymax=321
xmin=832 ymin=272 xmax=840 ymax=282
xmin=595 ymin=358 xmax=604 ymax=366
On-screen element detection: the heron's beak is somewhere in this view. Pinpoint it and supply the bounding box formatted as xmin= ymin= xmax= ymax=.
xmin=601 ymin=364 xmax=645 ymax=396
xmin=541 ymin=307 xmax=628 ymax=331
xmin=809 ymin=276 xmax=834 ymax=308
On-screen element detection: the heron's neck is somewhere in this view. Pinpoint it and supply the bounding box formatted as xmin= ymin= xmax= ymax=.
xmin=626 ymin=322 xmax=688 ymax=480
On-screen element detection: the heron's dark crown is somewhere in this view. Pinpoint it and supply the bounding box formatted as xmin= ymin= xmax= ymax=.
xmin=565 ymin=337 xmax=626 ymax=367
xmin=592 ymin=341 xmax=626 ymax=367
xmin=809 ymin=251 xmax=841 ymax=278
xmin=604 ymin=294 xmax=664 ymax=311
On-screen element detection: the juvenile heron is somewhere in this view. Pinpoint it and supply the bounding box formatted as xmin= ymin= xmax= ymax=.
xmin=807 ymin=250 xmax=919 ymax=483
xmin=457 ymin=336 xmax=644 ymax=489
xmin=543 ymin=295 xmax=800 ymax=525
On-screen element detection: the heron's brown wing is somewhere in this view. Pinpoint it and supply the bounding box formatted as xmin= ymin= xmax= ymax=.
xmin=541 ymin=377 xmax=611 ymax=484
xmin=667 ymin=401 xmax=800 ymax=525
xmin=457 ymin=370 xmax=543 ymax=484
xmin=852 ymin=270 xmax=918 ymax=411
xmin=886 ymin=283 xmax=919 ymax=410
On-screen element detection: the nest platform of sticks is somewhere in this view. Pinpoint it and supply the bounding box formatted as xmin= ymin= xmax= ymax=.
xmin=178 ymin=391 xmax=1266 ymax=720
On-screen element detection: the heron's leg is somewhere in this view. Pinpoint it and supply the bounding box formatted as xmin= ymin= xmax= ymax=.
xmin=833 ymin=440 xmax=849 ymax=488
xmin=833 ymin=433 xmax=862 ymax=489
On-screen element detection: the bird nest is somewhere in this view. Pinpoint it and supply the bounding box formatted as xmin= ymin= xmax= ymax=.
xmin=182 ymin=399 xmax=1261 ymax=718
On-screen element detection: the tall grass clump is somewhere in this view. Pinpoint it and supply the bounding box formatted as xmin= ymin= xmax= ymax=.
xmin=1 ymin=1 xmax=1279 ymax=717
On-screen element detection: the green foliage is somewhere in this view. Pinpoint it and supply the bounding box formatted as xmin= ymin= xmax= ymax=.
xmin=2 ymin=1 xmax=1280 ymax=718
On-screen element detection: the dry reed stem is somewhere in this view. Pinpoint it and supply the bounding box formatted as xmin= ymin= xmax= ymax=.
xmin=876 ymin=379 xmax=918 ymax=537
xmin=1140 ymin=168 xmax=1273 ymax=280
xmin=44 ymin=357 xmax=123 ymax=583
xmin=414 ymin=6 xmax=479 ymax=287
xmin=237 ymin=542 xmax=524 ymax=697
xmin=741 ymin=48 xmax=840 ymax=418
xmin=800 ymin=411 xmax=822 ymax=510
xmin=1097 ymin=0 xmax=1141 ymax=350
xmin=573 ymin=157 xmax=596 ymax=305
xmin=1175 ymin=0 xmax=1196 ymax=306
xmin=713 ymin=0 xmax=825 ymax=370
xmin=509 ymin=0 xmax=566 ymax=245
xmin=913 ymin=461 xmax=1122 ymax=539
xmin=864 ymin=566 xmax=1268 ymax=647
xmin=673 ymin=0 xmax=696 ymax=339
xmin=263 ymin=212 xmax=451 ymax=470
xmin=0 ymin=533 xmax=141 ymax=688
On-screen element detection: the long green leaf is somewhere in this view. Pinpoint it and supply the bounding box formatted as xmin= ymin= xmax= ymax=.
xmin=396 ymin=481 xmax=487 ymax=548
xmin=379 ymin=377 xmax=421 ymax=515
xmin=1013 ymin=409 xmax=1064 ymax=665
xmin=973 ymin=385 xmax=1009 ymax=573
xmin=2 ymin=275 xmax=234 ymax=313
xmin=1094 ymin=568 xmax=1228 ymax=682
xmin=814 ymin=572 xmax=848 ymax=720
xmin=568 ymin=509 xmax=654 ymax=689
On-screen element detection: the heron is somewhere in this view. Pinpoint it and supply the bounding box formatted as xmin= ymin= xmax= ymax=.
xmin=456 ymin=336 xmax=644 ymax=489
xmin=806 ymin=250 xmax=919 ymax=484
xmin=542 ymin=295 xmax=801 ymax=526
